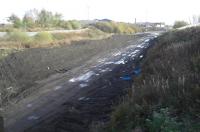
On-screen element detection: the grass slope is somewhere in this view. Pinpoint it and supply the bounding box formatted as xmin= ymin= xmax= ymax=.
xmin=97 ymin=28 xmax=200 ymax=132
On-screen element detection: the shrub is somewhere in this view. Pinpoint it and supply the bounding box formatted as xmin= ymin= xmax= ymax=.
xmin=69 ymin=20 xmax=82 ymax=29
xmin=6 ymin=31 xmax=31 ymax=43
xmin=94 ymin=22 xmax=114 ymax=33
xmin=146 ymin=108 xmax=181 ymax=132
xmin=173 ymin=21 xmax=188 ymax=29
xmin=34 ymin=32 xmax=53 ymax=43
xmin=60 ymin=21 xmax=73 ymax=30
xmin=60 ymin=20 xmax=82 ymax=30
xmin=92 ymin=21 xmax=139 ymax=34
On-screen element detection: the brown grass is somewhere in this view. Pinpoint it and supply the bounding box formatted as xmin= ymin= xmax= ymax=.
xmin=101 ymin=27 xmax=200 ymax=132
xmin=0 ymin=28 xmax=109 ymax=49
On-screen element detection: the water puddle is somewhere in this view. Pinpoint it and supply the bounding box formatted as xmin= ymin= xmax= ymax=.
xmin=27 ymin=115 xmax=40 ymax=120
xmin=114 ymin=60 xmax=125 ymax=65
xmin=79 ymin=83 xmax=88 ymax=88
xmin=53 ymin=86 xmax=63 ymax=91
xmin=69 ymin=71 xmax=95 ymax=82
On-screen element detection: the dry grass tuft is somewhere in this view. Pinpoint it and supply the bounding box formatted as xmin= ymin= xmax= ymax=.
xmin=102 ymin=27 xmax=200 ymax=132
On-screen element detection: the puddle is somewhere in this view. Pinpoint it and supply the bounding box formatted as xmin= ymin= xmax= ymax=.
xmin=139 ymin=55 xmax=143 ymax=58
xmin=137 ymin=45 xmax=144 ymax=48
xmin=78 ymin=97 xmax=85 ymax=100
xmin=79 ymin=83 xmax=88 ymax=88
xmin=99 ymin=69 xmax=107 ymax=73
xmin=96 ymin=73 xmax=100 ymax=76
xmin=120 ymin=75 xmax=132 ymax=81
xmin=114 ymin=60 xmax=125 ymax=65
xmin=54 ymin=86 xmax=62 ymax=91
xmin=104 ymin=62 xmax=114 ymax=65
xmin=98 ymin=58 xmax=107 ymax=63
xmin=99 ymin=67 xmax=112 ymax=73
xmin=27 ymin=115 xmax=40 ymax=120
xmin=113 ymin=51 xmax=121 ymax=56
xmin=69 ymin=71 xmax=95 ymax=82
xmin=27 ymin=104 xmax=33 ymax=108
xmin=145 ymin=39 xmax=150 ymax=42
xmin=78 ymin=97 xmax=90 ymax=101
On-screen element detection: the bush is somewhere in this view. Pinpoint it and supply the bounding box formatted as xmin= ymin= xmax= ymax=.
xmin=60 ymin=20 xmax=82 ymax=30
xmin=60 ymin=21 xmax=73 ymax=30
xmin=69 ymin=20 xmax=82 ymax=29
xmin=6 ymin=31 xmax=31 ymax=43
xmin=173 ymin=21 xmax=188 ymax=29
xmin=146 ymin=108 xmax=181 ymax=132
xmin=92 ymin=21 xmax=139 ymax=34
xmin=34 ymin=32 xmax=53 ymax=43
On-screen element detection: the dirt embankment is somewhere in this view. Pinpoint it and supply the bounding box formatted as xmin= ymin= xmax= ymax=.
xmin=0 ymin=35 xmax=140 ymax=106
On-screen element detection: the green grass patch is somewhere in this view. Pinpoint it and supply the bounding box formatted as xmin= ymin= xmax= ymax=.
xmin=6 ymin=31 xmax=32 ymax=43
xmin=34 ymin=32 xmax=53 ymax=43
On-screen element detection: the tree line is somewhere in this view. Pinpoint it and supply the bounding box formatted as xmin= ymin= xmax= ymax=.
xmin=8 ymin=9 xmax=82 ymax=30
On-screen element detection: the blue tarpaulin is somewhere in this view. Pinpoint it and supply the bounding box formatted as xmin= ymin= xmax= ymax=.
xmin=132 ymin=66 xmax=141 ymax=76
xmin=120 ymin=66 xmax=141 ymax=81
xmin=120 ymin=75 xmax=132 ymax=81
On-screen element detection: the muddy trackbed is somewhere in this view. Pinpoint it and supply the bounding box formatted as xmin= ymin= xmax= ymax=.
xmin=2 ymin=33 xmax=159 ymax=132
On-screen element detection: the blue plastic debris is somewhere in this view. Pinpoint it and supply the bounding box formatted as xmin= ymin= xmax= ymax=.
xmin=120 ymin=75 xmax=132 ymax=81
xmin=132 ymin=66 xmax=141 ymax=76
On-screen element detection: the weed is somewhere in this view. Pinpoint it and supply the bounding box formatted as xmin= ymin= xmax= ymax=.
xmin=34 ymin=32 xmax=53 ymax=43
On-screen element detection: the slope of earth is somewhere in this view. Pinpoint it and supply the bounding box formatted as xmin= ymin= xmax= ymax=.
xmin=2 ymin=32 xmax=159 ymax=132
xmin=102 ymin=28 xmax=200 ymax=132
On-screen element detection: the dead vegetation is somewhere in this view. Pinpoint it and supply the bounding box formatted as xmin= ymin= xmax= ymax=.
xmin=99 ymin=27 xmax=200 ymax=132
xmin=0 ymin=28 xmax=108 ymax=50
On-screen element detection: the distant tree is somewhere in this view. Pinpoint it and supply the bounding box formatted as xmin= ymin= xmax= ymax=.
xmin=60 ymin=21 xmax=73 ymax=29
xmin=23 ymin=14 xmax=35 ymax=28
xmin=52 ymin=13 xmax=62 ymax=27
xmin=24 ymin=9 xmax=39 ymax=22
xmin=69 ymin=20 xmax=81 ymax=29
xmin=37 ymin=9 xmax=54 ymax=27
xmin=8 ymin=14 xmax=23 ymax=28
xmin=173 ymin=21 xmax=188 ymax=29
xmin=36 ymin=9 xmax=63 ymax=28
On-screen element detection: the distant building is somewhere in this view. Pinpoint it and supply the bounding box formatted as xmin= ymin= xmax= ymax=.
xmin=136 ymin=22 xmax=166 ymax=31
xmin=97 ymin=19 xmax=112 ymax=22
xmin=137 ymin=22 xmax=165 ymax=27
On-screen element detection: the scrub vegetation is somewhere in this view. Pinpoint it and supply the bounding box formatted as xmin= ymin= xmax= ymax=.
xmin=95 ymin=27 xmax=200 ymax=132
xmin=173 ymin=21 xmax=188 ymax=29
xmin=92 ymin=21 xmax=141 ymax=34
xmin=0 ymin=10 xmax=141 ymax=61
xmin=3 ymin=9 xmax=82 ymax=31
xmin=0 ymin=28 xmax=109 ymax=58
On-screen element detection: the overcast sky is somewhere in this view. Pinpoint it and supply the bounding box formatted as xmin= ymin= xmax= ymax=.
xmin=0 ymin=0 xmax=200 ymax=25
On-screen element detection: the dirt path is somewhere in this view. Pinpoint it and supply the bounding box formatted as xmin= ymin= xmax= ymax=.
xmin=3 ymin=33 xmax=158 ymax=132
